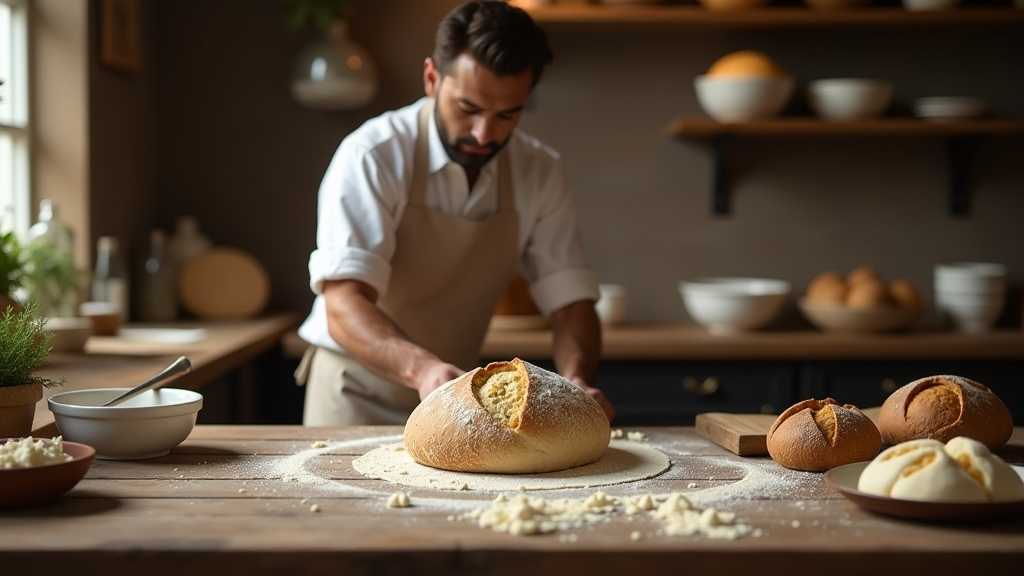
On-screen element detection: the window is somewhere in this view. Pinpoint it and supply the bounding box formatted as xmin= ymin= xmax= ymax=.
xmin=0 ymin=0 xmax=29 ymax=237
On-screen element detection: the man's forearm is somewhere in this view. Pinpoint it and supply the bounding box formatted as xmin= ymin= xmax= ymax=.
xmin=321 ymin=279 xmax=455 ymax=393
xmin=550 ymin=299 xmax=601 ymax=384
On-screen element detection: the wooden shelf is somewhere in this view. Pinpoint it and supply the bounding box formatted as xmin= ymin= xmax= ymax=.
xmin=665 ymin=116 xmax=1024 ymax=138
xmin=521 ymin=5 xmax=1024 ymax=28
xmin=665 ymin=116 xmax=1024 ymax=216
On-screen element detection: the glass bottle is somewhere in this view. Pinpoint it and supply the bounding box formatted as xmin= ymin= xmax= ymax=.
xmin=25 ymin=199 xmax=78 ymax=318
xmin=92 ymin=236 xmax=129 ymax=322
xmin=139 ymin=229 xmax=178 ymax=322
xmin=167 ymin=215 xmax=212 ymax=271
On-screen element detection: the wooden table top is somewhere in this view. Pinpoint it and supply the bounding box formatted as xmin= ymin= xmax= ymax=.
xmin=32 ymin=313 xmax=300 ymax=435
xmin=4 ymin=425 xmax=1023 ymax=575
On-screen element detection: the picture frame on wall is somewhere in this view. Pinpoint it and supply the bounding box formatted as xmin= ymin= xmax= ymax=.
xmin=100 ymin=0 xmax=141 ymax=74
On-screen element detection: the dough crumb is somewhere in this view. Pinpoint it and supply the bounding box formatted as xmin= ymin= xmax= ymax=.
xmin=310 ymin=504 xmax=321 ymax=513
xmin=610 ymin=429 xmax=624 ymax=439
xmin=237 ymin=488 xmax=247 ymax=494
xmin=459 ymin=483 xmax=469 ymax=491
xmin=311 ymin=440 xmax=327 ymax=449
xmin=652 ymin=493 xmax=754 ymax=540
xmin=387 ymin=491 xmax=411 ymax=508
xmin=627 ymin=431 xmax=646 ymax=442
xmin=687 ymin=482 xmax=698 ymax=489
xmin=630 ymin=531 xmax=643 ymax=541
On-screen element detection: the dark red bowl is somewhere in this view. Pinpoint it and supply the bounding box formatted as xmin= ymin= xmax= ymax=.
xmin=0 ymin=438 xmax=96 ymax=510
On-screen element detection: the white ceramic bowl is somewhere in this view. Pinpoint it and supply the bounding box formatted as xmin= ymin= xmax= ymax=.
xmin=48 ymin=388 xmax=203 ymax=460
xmin=808 ymin=78 xmax=893 ymax=121
xmin=934 ymin=262 xmax=1007 ymax=294
xmin=913 ymin=97 xmax=987 ymax=121
xmin=595 ymin=284 xmax=628 ymax=326
xmin=44 ymin=317 xmax=93 ymax=353
xmin=903 ymin=0 xmax=959 ymax=11
xmin=934 ymin=292 xmax=1004 ymax=333
xmin=679 ymin=277 xmax=791 ymax=335
xmin=694 ymin=75 xmax=794 ymax=123
xmin=799 ymin=300 xmax=923 ymax=333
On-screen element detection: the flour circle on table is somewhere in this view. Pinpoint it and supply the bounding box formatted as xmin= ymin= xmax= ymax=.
xmin=352 ymin=440 xmax=671 ymax=491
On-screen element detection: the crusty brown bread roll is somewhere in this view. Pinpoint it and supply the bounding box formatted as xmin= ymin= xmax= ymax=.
xmin=403 ymin=358 xmax=610 ymax=474
xmin=878 ymin=375 xmax=1013 ymax=450
xmin=767 ymin=398 xmax=881 ymax=472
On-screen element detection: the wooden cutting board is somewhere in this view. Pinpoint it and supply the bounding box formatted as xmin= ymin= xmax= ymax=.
xmin=695 ymin=407 xmax=882 ymax=456
xmin=695 ymin=413 xmax=777 ymax=456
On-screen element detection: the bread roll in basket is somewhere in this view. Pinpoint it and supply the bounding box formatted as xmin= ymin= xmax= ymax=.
xmin=403 ymin=358 xmax=610 ymax=474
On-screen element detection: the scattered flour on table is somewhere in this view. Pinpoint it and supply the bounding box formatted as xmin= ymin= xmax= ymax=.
xmin=352 ymin=440 xmax=670 ymax=491
xmin=452 ymin=490 xmax=756 ymax=539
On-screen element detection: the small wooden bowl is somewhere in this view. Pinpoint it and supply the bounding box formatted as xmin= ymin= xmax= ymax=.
xmin=0 ymin=439 xmax=95 ymax=510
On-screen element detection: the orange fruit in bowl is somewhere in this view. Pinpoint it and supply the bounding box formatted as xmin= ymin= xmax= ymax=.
xmin=707 ymin=50 xmax=786 ymax=78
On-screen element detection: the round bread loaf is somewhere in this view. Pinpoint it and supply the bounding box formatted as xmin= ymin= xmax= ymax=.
xmin=403 ymin=358 xmax=610 ymax=474
xmin=767 ymin=398 xmax=881 ymax=472
xmin=878 ymin=375 xmax=1013 ymax=450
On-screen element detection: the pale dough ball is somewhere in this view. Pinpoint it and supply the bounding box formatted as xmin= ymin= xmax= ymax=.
xmin=858 ymin=439 xmax=988 ymax=502
xmin=944 ymin=437 xmax=1024 ymax=502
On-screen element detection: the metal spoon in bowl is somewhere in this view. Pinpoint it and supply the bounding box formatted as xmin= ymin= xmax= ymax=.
xmin=101 ymin=356 xmax=193 ymax=407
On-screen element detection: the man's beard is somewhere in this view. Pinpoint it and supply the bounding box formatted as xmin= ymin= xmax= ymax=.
xmin=435 ymin=105 xmax=508 ymax=170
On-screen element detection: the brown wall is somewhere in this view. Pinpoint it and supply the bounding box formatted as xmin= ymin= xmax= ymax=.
xmin=88 ymin=0 xmax=1024 ymax=323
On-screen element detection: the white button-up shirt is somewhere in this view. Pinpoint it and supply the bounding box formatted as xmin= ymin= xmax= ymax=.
xmin=298 ymin=97 xmax=598 ymax=352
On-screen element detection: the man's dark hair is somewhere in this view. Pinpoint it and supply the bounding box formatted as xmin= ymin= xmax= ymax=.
xmin=433 ymin=1 xmax=553 ymax=88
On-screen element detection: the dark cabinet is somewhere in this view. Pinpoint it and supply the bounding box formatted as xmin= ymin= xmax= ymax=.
xmin=800 ymin=360 xmax=1024 ymax=423
xmin=592 ymin=360 xmax=797 ymax=426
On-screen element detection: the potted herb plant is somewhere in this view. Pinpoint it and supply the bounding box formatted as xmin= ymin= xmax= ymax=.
xmin=0 ymin=301 xmax=65 ymax=437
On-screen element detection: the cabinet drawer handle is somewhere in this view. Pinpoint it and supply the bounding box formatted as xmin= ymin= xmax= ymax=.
xmin=683 ymin=376 xmax=719 ymax=396
xmin=881 ymin=378 xmax=898 ymax=394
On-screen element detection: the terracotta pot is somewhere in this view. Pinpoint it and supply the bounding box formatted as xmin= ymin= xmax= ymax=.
xmin=0 ymin=382 xmax=43 ymax=437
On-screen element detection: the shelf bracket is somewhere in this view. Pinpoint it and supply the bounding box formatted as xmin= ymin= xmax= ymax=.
xmin=711 ymin=134 xmax=733 ymax=216
xmin=948 ymin=135 xmax=988 ymax=217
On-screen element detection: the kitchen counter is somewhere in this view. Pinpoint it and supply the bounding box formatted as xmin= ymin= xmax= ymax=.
xmin=3 ymin=425 xmax=1022 ymax=574
xmin=31 ymin=313 xmax=301 ymax=436
xmin=480 ymin=322 xmax=1024 ymax=360
xmin=280 ymin=323 xmax=1024 ymax=362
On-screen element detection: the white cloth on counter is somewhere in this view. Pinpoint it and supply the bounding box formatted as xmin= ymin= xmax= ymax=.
xmin=299 ymin=97 xmax=598 ymax=353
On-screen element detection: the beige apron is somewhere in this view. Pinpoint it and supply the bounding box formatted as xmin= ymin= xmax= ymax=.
xmin=301 ymin=100 xmax=520 ymax=426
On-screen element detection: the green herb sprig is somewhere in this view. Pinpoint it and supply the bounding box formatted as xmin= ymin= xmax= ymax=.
xmin=0 ymin=301 xmax=65 ymax=388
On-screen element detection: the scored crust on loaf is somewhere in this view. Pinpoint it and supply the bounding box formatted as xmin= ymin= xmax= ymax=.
xmin=767 ymin=398 xmax=881 ymax=472
xmin=878 ymin=375 xmax=1013 ymax=450
xmin=403 ymin=358 xmax=610 ymax=474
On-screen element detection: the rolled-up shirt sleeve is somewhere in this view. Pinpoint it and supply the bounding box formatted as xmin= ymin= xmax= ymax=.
xmin=518 ymin=154 xmax=600 ymax=316
xmin=308 ymin=141 xmax=403 ymax=297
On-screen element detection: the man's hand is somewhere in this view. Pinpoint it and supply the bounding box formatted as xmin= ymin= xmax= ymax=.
xmin=569 ymin=376 xmax=615 ymax=422
xmin=416 ymin=362 xmax=465 ymax=401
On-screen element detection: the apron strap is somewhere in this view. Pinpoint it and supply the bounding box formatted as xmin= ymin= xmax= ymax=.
xmin=411 ymin=100 xmax=432 ymax=207
xmin=498 ymin=148 xmax=514 ymax=214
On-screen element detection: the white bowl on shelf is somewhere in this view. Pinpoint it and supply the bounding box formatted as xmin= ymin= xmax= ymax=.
xmin=934 ymin=292 xmax=1004 ymax=334
xmin=903 ymin=0 xmax=959 ymax=11
xmin=808 ymin=78 xmax=893 ymax=121
xmin=48 ymin=388 xmax=203 ymax=460
xmin=913 ymin=97 xmax=988 ymax=121
xmin=679 ymin=277 xmax=791 ymax=336
xmin=595 ymin=284 xmax=628 ymax=326
xmin=934 ymin=262 xmax=1007 ymax=293
xmin=694 ymin=74 xmax=794 ymax=123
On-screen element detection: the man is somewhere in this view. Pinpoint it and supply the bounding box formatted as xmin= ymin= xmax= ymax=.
xmin=296 ymin=0 xmax=614 ymax=425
